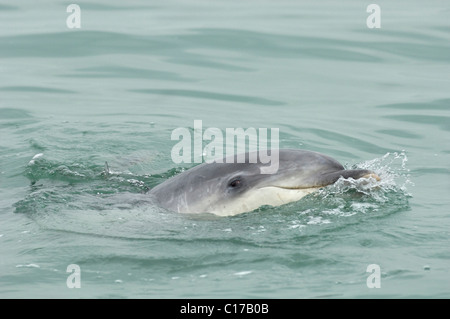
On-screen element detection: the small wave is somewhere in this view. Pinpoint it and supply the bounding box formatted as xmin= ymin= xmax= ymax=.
xmin=23 ymin=153 xmax=156 ymax=191
xmin=15 ymin=154 xmax=161 ymax=218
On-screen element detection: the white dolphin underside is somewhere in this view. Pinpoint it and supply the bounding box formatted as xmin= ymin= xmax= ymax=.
xmin=174 ymin=185 xmax=321 ymax=216
xmin=201 ymin=186 xmax=319 ymax=216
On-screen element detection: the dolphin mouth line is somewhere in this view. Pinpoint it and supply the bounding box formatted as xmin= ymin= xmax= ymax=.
xmin=264 ymin=173 xmax=381 ymax=190
xmin=263 ymin=185 xmax=322 ymax=190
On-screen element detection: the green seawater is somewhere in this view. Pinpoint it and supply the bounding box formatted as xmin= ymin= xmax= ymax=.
xmin=0 ymin=0 xmax=449 ymax=298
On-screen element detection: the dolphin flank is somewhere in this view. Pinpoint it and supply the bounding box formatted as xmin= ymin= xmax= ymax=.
xmin=149 ymin=149 xmax=380 ymax=216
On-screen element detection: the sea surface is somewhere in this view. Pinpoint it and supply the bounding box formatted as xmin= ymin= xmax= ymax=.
xmin=0 ymin=0 xmax=449 ymax=298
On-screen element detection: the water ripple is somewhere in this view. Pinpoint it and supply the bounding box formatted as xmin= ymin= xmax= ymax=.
xmin=0 ymin=86 xmax=76 ymax=94
xmin=131 ymin=88 xmax=286 ymax=106
xmin=3 ymin=28 xmax=448 ymax=63
xmin=61 ymin=66 xmax=194 ymax=82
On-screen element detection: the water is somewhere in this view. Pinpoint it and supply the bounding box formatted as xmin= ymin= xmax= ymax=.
xmin=1 ymin=0 xmax=449 ymax=298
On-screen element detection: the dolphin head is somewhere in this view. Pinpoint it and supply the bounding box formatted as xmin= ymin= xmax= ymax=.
xmin=149 ymin=149 xmax=380 ymax=216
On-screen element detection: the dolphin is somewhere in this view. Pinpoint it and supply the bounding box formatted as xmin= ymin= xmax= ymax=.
xmin=149 ymin=149 xmax=380 ymax=216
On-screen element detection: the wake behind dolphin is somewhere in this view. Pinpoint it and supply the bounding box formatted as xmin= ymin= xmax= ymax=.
xmin=149 ymin=149 xmax=380 ymax=216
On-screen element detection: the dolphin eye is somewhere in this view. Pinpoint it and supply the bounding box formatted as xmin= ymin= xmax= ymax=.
xmin=228 ymin=178 xmax=242 ymax=188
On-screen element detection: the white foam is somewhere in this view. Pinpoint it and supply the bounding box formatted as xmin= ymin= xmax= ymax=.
xmin=307 ymin=216 xmax=331 ymax=225
xmin=32 ymin=153 xmax=44 ymax=160
xmin=16 ymin=264 xmax=40 ymax=268
xmin=289 ymin=224 xmax=305 ymax=229
xmin=234 ymin=271 xmax=252 ymax=276
xmin=28 ymin=153 xmax=44 ymax=165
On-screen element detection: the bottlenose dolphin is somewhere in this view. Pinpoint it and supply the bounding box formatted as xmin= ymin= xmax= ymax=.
xmin=149 ymin=149 xmax=380 ymax=216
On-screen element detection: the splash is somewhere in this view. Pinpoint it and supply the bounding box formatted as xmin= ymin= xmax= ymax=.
xmin=352 ymin=150 xmax=413 ymax=193
xmin=284 ymin=152 xmax=413 ymax=227
xmin=320 ymin=151 xmax=413 ymax=202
